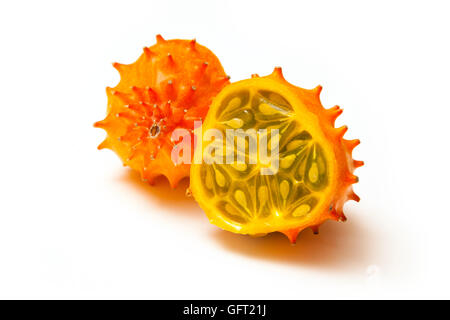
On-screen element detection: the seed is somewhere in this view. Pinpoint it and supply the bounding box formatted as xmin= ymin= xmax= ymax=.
xmin=280 ymin=154 xmax=296 ymax=169
xmin=286 ymin=140 xmax=304 ymax=151
xmin=224 ymin=118 xmax=244 ymax=129
xmin=149 ymin=123 xmax=161 ymax=138
xmin=280 ymin=180 xmax=290 ymax=200
xmin=234 ymin=190 xmax=247 ymax=209
xmin=258 ymin=186 xmax=268 ymax=206
xmin=231 ymin=163 xmax=247 ymax=171
xmin=215 ymin=169 xmax=226 ymax=187
xmin=225 ymin=203 xmax=239 ymax=215
xmin=269 ymin=92 xmax=290 ymax=108
xmin=259 ymin=103 xmax=277 ymax=115
xmin=269 ymin=132 xmax=280 ymax=151
xmin=292 ymin=204 xmax=311 ymax=217
xmin=205 ymin=169 xmax=213 ymax=190
xmin=309 ymin=162 xmax=319 ymax=183
xmin=227 ymin=97 xmax=241 ymax=110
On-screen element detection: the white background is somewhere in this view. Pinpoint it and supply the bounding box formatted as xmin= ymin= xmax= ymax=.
xmin=1 ymin=0 xmax=449 ymax=299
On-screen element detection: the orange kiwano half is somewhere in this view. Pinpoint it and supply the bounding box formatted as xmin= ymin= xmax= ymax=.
xmin=190 ymin=68 xmax=363 ymax=243
xmin=94 ymin=35 xmax=229 ymax=187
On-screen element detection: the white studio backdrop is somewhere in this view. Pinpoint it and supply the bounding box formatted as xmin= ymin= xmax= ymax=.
xmin=0 ymin=0 xmax=449 ymax=299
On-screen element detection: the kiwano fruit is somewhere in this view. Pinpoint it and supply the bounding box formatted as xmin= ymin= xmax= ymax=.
xmin=190 ymin=68 xmax=363 ymax=243
xmin=94 ymin=35 xmax=230 ymax=187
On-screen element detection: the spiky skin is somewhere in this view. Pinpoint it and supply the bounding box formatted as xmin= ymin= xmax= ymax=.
xmin=270 ymin=68 xmax=363 ymax=243
xmin=190 ymin=67 xmax=363 ymax=243
xmin=94 ymin=35 xmax=230 ymax=187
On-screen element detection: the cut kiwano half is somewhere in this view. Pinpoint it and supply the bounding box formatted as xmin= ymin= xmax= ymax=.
xmin=190 ymin=68 xmax=363 ymax=243
xmin=94 ymin=35 xmax=230 ymax=187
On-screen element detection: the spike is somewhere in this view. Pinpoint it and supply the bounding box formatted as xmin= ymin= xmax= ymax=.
xmin=116 ymin=111 xmax=136 ymax=121
xmin=347 ymin=174 xmax=359 ymax=184
xmin=93 ymin=120 xmax=107 ymax=129
xmin=215 ymin=75 xmax=230 ymax=86
xmin=147 ymin=87 xmax=158 ymax=101
xmin=177 ymin=86 xmax=196 ymax=106
xmin=328 ymin=106 xmax=343 ymax=125
xmin=314 ymin=85 xmax=323 ymax=96
xmin=251 ymin=73 xmax=260 ymax=78
xmin=345 ymin=139 xmax=360 ymax=152
xmin=112 ymin=62 xmax=123 ymax=71
xmin=167 ymin=53 xmax=175 ymax=65
xmin=328 ymin=105 xmax=340 ymax=112
xmin=349 ymin=191 xmax=360 ymax=202
xmin=329 ymin=209 xmax=340 ymax=221
xmin=139 ymin=170 xmax=146 ymax=182
xmin=189 ymin=39 xmax=196 ymax=50
xmin=166 ymin=80 xmax=175 ymax=99
xmin=197 ymin=62 xmax=208 ymax=78
xmin=131 ymin=86 xmax=144 ymax=101
xmin=143 ymin=47 xmax=153 ymax=57
xmin=156 ymin=34 xmax=165 ymax=43
xmin=271 ymin=67 xmax=285 ymax=81
xmin=280 ymin=228 xmax=300 ymax=244
xmin=336 ymin=125 xmax=348 ymax=139
xmin=332 ymin=208 xmax=347 ymax=221
xmin=127 ymin=149 xmax=138 ymax=161
xmin=353 ymin=160 xmax=364 ymax=168
xmin=97 ymin=139 xmax=110 ymax=150
xmin=106 ymin=88 xmax=130 ymax=103
xmin=168 ymin=175 xmax=180 ymax=188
